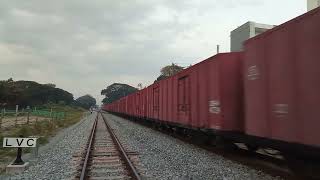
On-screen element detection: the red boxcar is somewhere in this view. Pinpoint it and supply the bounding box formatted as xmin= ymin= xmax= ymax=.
xmin=105 ymin=52 xmax=244 ymax=133
xmin=244 ymin=7 xmax=320 ymax=147
xmin=177 ymin=52 xmax=243 ymax=131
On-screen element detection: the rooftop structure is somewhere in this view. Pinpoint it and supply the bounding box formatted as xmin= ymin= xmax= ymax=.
xmin=230 ymin=21 xmax=276 ymax=52
xmin=307 ymin=0 xmax=320 ymax=11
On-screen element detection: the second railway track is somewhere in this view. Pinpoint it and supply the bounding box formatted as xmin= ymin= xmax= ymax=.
xmin=77 ymin=112 xmax=142 ymax=180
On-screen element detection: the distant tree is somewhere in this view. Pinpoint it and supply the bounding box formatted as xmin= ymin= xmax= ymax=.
xmin=58 ymin=100 xmax=66 ymax=105
xmin=7 ymin=78 xmax=13 ymax=83
xmin=75 ymin=95 xmax=96 ymax=109
xmin=0 ymin=80 xmax=74 ymax=108
xmin=154 ymin=63 xmax=184 ymax=82
xmin=101 ymin=83 xmax=138 ymax=104
xmin=137 ymin=83 xmax=143 ymax=90
xmin=44 ymin=83 xmax=56 ymax=88
xmin=155 ymin=75 xmax=167 ymax=82
xmin=161 ymin=63 xmax=184 ymax=76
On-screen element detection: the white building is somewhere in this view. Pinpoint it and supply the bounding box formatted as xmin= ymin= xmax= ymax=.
xmin=230 ymin=21 xmax=276 ymax=52
xmin=307 ymin=0 xmax=320 ymax=11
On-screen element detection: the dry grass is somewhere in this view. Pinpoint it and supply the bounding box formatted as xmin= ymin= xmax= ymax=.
xmin=0 ymin=105 xmax=86 ymax=173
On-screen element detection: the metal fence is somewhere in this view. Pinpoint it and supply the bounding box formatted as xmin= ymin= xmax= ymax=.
xmin=0 ymin=108 xmax=65 ymax=129
xmin=31 ymin=110 xmax=65 ymax=119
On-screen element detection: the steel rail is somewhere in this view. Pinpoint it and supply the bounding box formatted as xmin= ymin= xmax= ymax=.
xmin=79 ymin=114 xmax=98 ymax=180
xmin=101 ymin=112 xmax=142 ymax=180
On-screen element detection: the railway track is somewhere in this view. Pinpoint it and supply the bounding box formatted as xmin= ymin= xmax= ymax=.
xmin=77 ymin=112 xmax=142 ymax=180
xmin=105 ymin=112 xmax=319 ymax=180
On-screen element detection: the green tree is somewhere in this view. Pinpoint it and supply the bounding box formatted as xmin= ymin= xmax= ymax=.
xmin=44 ymin=83 xmax=56 ymax=88
xmin=155 ymin=63 xmax=184 ymax=82
xmin=0 ymin=79 xmax=74 ymax=108
xmin=101 ymin=83 xmax=138 ymax=104
xmin=75 ymin=95 xmax=96 ymax=109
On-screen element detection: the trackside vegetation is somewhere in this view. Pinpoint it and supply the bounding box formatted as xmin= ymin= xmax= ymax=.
xmin=0 ymin=104 xmax=85 ymax=173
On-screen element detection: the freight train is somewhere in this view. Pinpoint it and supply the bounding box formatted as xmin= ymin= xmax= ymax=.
xmin=103 ymin=7 xmax=320 ymax=160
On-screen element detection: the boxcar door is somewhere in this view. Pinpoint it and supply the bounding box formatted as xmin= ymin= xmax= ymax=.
xmin=153 ymin=86 xmax=160 ymax=119
xmin=178 ymin=76 xmax=190 ymax=124
xmin=136 ymin=93 xmax=140 ymax=117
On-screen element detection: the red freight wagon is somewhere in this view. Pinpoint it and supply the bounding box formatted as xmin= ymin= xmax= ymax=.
xmin=141 ymin=88 xmax=148 ymax=118
xmin=121 ymin=97 xmax=125 ymax=113
xmin=104 ymin=52 xmax=244 ymax=133
xmin=142 ymin=52 xmax=244 ymax=132
xmin=134 ymin=92 xmax=139 ymax=116
xmin=138 ymin=89 xmax=146 ymax=118
xmin=191 ymin=52 xmax=243 ymax=131
xmin=151 ymin=83 xmax=160 ymax=120
xmin=129 ymin=93 xmax=135 ymax=115
xmin=137 ymin=89 xmax=143 ymax=117
xmin=244 ymin=8 xmax=320 ymax=148
xmin=126 ymin=94 xmax=131 ymax=115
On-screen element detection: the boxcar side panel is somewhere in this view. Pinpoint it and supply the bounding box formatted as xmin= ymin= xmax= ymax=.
xmin=198 ymin=61 xmax=210 ymax=128
xmin=244 ymin=40 xmax=269 ymax=137
xmin=207 ymin=58 xmax=221 ymax=130
xmin=266 ymin=26 xmax=297 ymax=142
xmin=221 ymin=53 xmax=243 ymax=131
xmin=295 ymin=10 xmax=320 ymax=146
xmin=167 ymin=76 xmax=174 ymax=123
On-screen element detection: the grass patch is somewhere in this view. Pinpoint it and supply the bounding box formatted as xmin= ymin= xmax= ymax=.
xmin=0 ymin=104 xmax=86 ymax=173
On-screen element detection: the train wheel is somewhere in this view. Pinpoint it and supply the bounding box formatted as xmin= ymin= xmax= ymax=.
xmin=215 ymin=137 xmax=238 ymax=150
xmin=284 ymin=155 xmax=320 ymax=179
xmin=205 ymin=135 xmax=216 ymax=146
xmin=224 ymin=142 xmax=239 ymax=151
xmin=245 ymin=144 xmax=258 ymax=152
xmin=191 ymin=132 xmax=210 ymax=145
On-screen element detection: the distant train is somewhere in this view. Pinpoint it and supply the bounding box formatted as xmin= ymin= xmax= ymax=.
xmin=103 ymin=7 xmax=320 ymax=160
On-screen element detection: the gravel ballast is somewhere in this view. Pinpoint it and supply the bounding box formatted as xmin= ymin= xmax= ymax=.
xmin=103 ymin=113 xmax=281 ymax=180
xmin=1 ymin=112 xmax=96 ymax=180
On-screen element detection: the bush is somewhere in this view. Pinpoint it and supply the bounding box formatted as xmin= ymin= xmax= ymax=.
xmin=12 ymin=126 xmax=33 ymax=137
xmin=33 ymin=121 xmax=44 ymax=134
xmin=55 ymin=120 xmax=65 ymax=128
xmin=0 ymin=104 xmax=84 ymax=161
xmin=0 ymin=134 xmax=3 ymax=146
xmin=37 ymin=137 xmax=48 ymax=145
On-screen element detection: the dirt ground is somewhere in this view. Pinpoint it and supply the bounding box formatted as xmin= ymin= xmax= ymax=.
xmin=0 ymin=116 xmax=52 ymax=129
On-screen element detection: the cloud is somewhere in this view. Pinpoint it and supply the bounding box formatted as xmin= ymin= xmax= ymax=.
xmin=0 ymin=0 xmax=305 ymax=104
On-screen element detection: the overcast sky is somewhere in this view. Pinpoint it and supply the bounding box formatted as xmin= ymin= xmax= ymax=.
xmin=0 ymin=0 xmax=306 ymax=104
